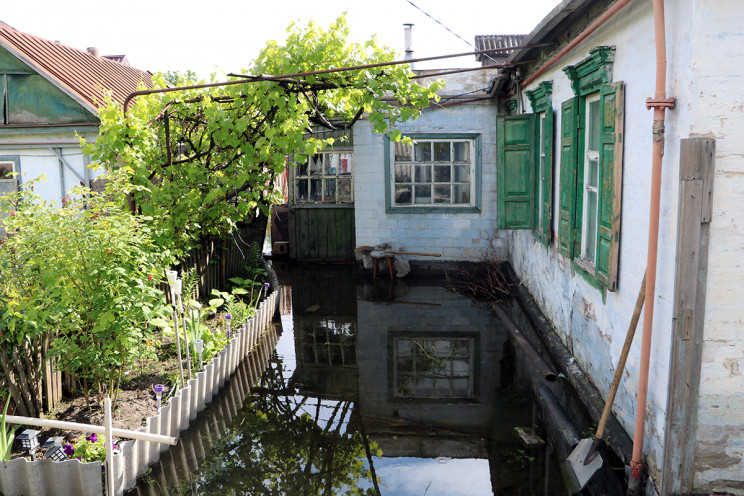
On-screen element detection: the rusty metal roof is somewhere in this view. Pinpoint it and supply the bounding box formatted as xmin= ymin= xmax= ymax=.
xmin=0 ymin=23 xmax=153 ymax=113
xmin=474 ymin=35 xmax=527 ymax=65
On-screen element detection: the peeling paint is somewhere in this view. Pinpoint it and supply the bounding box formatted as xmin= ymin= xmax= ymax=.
xmin=722 ymin=358 xmax=742 ymax=377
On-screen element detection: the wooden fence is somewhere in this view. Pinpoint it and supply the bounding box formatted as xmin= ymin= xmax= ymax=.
xmin=175 ymin=214 xmax=268 ymax=299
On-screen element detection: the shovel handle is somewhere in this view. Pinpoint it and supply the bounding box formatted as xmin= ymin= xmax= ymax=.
xmin=595 ymin=271 xmax=647 ymax=440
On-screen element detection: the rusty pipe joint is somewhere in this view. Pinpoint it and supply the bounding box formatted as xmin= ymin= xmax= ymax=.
xmin=645 ymin=97 xmax=676 ymax=110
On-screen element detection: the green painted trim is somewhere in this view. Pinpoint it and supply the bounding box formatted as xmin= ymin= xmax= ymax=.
xmin=563 ymin=46 xmax=615 ymax=97
xmin=0 ymin=124 xmax=99 ymax=135
xmin=572 ymin=258 xmax=608 ymax=298
xmin=385 ymin=133 xmax=482 ymax=214
xmin=526 ymin=81 xmax=553 ymax=113
xmin=0 ymin=155 xmax=21 ymax=184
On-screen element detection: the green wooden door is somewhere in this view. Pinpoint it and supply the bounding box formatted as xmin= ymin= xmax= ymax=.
xmin=289 ymin=205 xmax=355 ymax=261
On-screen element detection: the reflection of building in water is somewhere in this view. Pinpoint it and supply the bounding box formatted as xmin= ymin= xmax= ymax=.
xmin=356 ymin=283 xmax=514 ymax=459
xmin=288 ymin=265 xmax=359 ymax=401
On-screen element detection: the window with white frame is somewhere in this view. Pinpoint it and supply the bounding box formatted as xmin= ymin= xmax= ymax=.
xmin=392 ymin=138 xmax=475 ymax=207
xmin=580 ymin=93 xmax=601 ymax=265
xmin=293 ymin=152 xmax=353 ymax=204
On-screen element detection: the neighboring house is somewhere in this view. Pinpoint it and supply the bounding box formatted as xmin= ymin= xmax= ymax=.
xmin=490 ymin=1 xmax=743 ymax=495
xmin=0 ymin=22 xmax=152 ymax=205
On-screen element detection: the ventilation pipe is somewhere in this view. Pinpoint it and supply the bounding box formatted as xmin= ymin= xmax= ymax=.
xmin=627 ymin=0 xmax=675 ymax=493
xmin=403 ymin=23 xmax=415 ymax=69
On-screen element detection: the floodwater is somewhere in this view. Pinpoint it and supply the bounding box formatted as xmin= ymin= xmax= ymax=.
xmin=130 ymin=264 xmax=623 ymax=496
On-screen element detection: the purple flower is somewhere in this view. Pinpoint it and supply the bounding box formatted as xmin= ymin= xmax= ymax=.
xmin=86 ymin=433 xmax=97 ymax=443
xmin=224 ymin=313 xmax=232 ymax=320
xmin=264 ymin=283 xmax=270 ymax=288
xmin=63 ymin=443 xmax=75 ymax=457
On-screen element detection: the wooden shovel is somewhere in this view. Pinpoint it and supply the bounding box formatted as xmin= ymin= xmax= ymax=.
xmin=565 ymin=271 xmax=647 ymax=492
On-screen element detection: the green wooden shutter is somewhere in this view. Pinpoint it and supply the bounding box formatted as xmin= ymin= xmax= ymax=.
xmin=538 ymin=109 xmax=555 ymax=244
xmin=558 ymin=98 xmax=579 ymax=256
xmin=497 ymin=113 xmax=536 ymax=229
xmin=595 ymin=82 xmax=624 ymax=290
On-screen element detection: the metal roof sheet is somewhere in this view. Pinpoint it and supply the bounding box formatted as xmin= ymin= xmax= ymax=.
xmin=474 ymin=35 xmax=528 ymax=63
xmin=0 ymin=23 xmax=153 ymax=114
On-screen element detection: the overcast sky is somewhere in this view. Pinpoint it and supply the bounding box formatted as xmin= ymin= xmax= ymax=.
xmin=3 ymin=0 xmax=559 ymax=78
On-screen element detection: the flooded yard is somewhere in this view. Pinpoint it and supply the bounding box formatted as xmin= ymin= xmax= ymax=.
xmin=130 ymin=264 xmax=624 ymax=495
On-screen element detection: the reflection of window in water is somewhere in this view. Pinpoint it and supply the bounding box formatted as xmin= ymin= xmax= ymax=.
xmin=300 ymin=319 xmax=357 ymax=366
xmin=392 ymin=336 xmax=475 ymax=400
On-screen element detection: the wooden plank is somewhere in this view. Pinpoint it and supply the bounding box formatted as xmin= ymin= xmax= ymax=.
xmin=661 ymin=138 xmax=715 ymax=495
xmin=318 ymin=209 xmax=329 ymax=260
xmin=326 ymin=208 xmax=338 ymax=259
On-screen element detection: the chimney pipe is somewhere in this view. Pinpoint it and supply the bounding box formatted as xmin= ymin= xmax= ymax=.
xmin=86 ymin=47 xmax=100 ymax=57
xmin=403 ymin=23 xmax=414 ymax=69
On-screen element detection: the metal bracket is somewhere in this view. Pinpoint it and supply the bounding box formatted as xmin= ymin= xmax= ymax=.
xmin=645 ymin=97 xmax=676 ymax=110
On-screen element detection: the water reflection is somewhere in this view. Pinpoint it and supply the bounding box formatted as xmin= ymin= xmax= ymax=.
xmin=131 ymin=265 xmax=570 ymax=495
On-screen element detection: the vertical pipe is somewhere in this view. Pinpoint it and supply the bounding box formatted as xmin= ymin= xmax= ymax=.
xmin=628 ymin=0 xmax=669 ymax=493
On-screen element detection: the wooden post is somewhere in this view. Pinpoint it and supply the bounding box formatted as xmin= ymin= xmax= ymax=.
xmin=660 ymin=138 xmax=715 ymax=495
xmin=104 ymin=395 xmax=115 ymax=496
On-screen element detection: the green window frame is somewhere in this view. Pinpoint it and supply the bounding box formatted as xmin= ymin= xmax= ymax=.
xmin=559 ymin=46 xmax=624 ymax=291
xmin=384 ymin=134 xmax=481 ymax=213
xmin=293 ymin=151 xmax=353 ymax=204
xmin=496 ymin=81 xmax=554 ymax=245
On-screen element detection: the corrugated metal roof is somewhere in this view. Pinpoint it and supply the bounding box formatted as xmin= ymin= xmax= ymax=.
xmin=0 ymin=24 xmax=152 ymax=113
xmin=474 ymin=34 xmax=527 ymax=64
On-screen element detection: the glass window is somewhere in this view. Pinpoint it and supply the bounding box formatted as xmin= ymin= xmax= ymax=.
xmin=293 ymin=152 xmax=353 ymax=204
xmin=581 ymin=94 xmax=601 ymax=264
xmin=392 ymin=139 xmax=474 ymax=207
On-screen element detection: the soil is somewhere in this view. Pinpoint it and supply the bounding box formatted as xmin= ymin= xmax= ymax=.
xmin=8 ymin=336 xmax=189 ymax=459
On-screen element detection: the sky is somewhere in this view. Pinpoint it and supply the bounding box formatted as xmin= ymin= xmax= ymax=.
xmin=3 ymin=0 xmax=560 ymax=79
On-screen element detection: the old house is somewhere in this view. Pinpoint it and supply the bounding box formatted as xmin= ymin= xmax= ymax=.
xmin=0 ymin=21 xmax=152 ymax=204
xmin=349 ymin=0 xmax=743 ymax=494
xmin=491 ymin=0 xmax=743 ymax=494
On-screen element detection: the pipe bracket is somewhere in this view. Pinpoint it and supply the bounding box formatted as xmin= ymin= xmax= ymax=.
xmin=646 ymin=97 xmax=676 ymax=110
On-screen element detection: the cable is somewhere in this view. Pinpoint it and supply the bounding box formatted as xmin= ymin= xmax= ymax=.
xmin=403 ymin=0 xmax=501 ymax=66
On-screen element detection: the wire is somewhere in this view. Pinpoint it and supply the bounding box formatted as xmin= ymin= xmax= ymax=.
xmin=403 ymin=0 xmax=501 ymax=66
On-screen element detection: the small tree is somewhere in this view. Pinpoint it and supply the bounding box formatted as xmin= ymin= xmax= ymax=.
xmin=0 ymin=173 xmax=171 ymax=407
xmin=84 ymin=15 xmax=441 ymax=256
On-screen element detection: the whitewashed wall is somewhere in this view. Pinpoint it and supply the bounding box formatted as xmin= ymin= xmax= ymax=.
xmin=675 ymin=0 xmax=744 ymax=491
xmin=353 ymin=73 xmax=506 ymax=261
xmin=511 ymin=0 xmax=672 ymax=485
xmin=511 ymin=0 xmax=744 ymax=492
xmin=0 ymin=129 xmax=102 ymax=204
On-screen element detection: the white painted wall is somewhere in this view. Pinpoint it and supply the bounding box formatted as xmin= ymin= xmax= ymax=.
xmin=0 ymin=129 xmax=102 ymax=205
xmin=353 ymin=71 xmax=506 ymax=261
xmin=512 ymin=0 xmax=744 ymax=492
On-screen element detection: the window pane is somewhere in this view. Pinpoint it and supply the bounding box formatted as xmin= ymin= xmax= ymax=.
xmin=584 ymin=190 xmax=598 ymax=261
xmin=588 ymin=159 xmax=599 ymax=188
xmin=309 ymin=179 xmax=322 ymax=201
xmin=309 ymin=154 xmax=323 ymax=175
xmin=434 ymin=165 xmax=451 ymax=182
xmin=339 ymin=154 xmax=352 ymax=174
xmin=395 ymin=185 xmax=412 ymax=204
xmin=453 ymin=142 xmax=470 ymax=162
xmin=434 ymin=185 xmax=451 ymax=203
xmin=297 ymin=159 xmax=308 ymax=176
xmin=434 ymin=142 xmax=450 ymax=162
xmin=296 ymin=179 xmax=308 ymax=201
xmin=453 ymin=165 xmax=470 ymax=182
xmin=395 ymin=164 xmax=412 ymax=182
xmin=588 ymin=99 xmax=601 ymax=151
xmin=453 ymin=184 xmax=470 ymax=204
xmin=414 ymin=142 xmax=431 ymax=162
xmin=414 ymin=185 xmax=431 ymax=204
xmin=415 ymin=165 xmax=431 ymax=182
xmin=324 ymin=179 xmax=336 ymax=201
xmin=326 ymin=154 xmax=338 ymax=174
xmin=338 ymin=178 xmax=352 ymax=202
xmin=395 ymin=142 xmax=412 ymax=162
